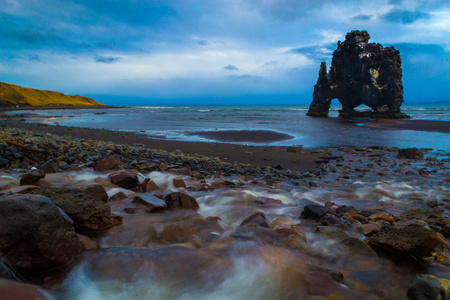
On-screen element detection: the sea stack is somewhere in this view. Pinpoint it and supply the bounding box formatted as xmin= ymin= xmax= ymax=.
xmin=307 ymin=30 xmax=409 ymax=118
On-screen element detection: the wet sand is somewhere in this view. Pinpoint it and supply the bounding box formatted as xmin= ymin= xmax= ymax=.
xmin=188 ymin=130 xmax=294 ymax=143
xmin=366 ymin=119 xmax=450 ymax=133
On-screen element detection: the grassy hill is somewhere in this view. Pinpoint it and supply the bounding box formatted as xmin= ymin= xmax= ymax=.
xmin=0 ymin=82 xmax=105 ymax=107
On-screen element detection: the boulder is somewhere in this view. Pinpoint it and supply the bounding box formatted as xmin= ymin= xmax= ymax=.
xmin=108 ymin=170 xmax=139 ymax=189
xmin=407 ymin=274 xmax=450 ymax=300
xmin=0 ymin=194 xmax=85 ymax=273
xmin=365 ymin=225 xmax=443 ymax=260
xmin=164 ymin=192 xmax=200 ymax=211
xmin=69 ymin=181 xmax=109 ymax=202
xmin=240 ymin=212 xmax=269 ymax=227
xmin=173 ymin=177 xmax=187 ymax=188
xmin=307 ymin=30 xmax=408 ymax=118
xmin=93 ymin=157 xmax=120 ymax=171
xmin=19 ymin=171 xmax=45 ymax=186
xmin=37 ymin=188 xmax=122 ymax=234
xmin=132 ymin=193 xmax=167 ymax=213
xmin=397 ymin=148 xmax=424 ymax=160
xmin=0 ymin=279 xmax=56 ymax=300
xmin=301 ymin=204 xmax=329 ymax=220
xmin=40 ymin=160 xmax=58 ymax=174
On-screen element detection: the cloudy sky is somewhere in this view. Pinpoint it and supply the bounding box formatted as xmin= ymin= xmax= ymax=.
xmin=1 ymin=0 xmax=449 ymax=105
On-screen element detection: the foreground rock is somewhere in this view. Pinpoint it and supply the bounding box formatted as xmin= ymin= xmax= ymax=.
xmin=37 ymin=188 xmax=122 ymax=234
xmin=0 ymin=194 xmax=85 ymax=273
xmin=0 ymin=279 xmax=56 ymax=300
xmin=407 ymin=274 xmax=450 ymax=300
xmin=307 ymin=30 xmax=408 ymax=118
xmin=365 ymin=225 xmax=443 ymax=260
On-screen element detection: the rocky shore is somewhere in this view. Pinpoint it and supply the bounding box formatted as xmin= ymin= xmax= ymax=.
xmin=1 ymin=123 xmax=450 ymax=299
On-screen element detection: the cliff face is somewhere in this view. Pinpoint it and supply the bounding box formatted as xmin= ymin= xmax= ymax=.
xmin=0 ymin=82 xmax=105 ymax=107
xmin=307 ymin=30 xmax=408 ymax=118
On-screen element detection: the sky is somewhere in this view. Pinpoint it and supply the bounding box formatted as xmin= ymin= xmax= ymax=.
xmin=0 ymin=0 xmax=449 ymax=106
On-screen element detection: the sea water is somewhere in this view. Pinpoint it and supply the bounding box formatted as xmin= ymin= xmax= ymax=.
xmin=6 ymin=104 xmax=450 ymax=150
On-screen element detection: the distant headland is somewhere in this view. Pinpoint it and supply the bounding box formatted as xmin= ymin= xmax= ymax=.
xmin=0 ymin=81 xmax=105 ymax=107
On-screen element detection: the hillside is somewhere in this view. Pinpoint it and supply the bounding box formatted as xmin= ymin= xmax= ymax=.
xmin=0 ymin=81 xmax=105 ymax=107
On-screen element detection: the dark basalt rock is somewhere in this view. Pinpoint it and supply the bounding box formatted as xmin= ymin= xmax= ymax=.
xmin=307 ymin=30 xmax=409 ymax=118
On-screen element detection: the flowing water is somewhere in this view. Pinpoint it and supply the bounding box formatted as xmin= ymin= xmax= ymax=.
xmin=2 ymin=146 xmax=447 ymax=300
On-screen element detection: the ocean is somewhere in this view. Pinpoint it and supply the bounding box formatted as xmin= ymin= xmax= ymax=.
xmin=6 ymin=104 xmax=450 ymax=151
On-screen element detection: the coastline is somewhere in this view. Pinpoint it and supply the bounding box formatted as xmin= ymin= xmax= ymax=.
xmin=0 ymin=120 xmax=323 ymax=172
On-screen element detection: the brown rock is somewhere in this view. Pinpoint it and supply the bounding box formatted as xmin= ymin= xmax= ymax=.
xmin=10 ymin=185 xmax=41 ymax=194
xmin=108 ymin=170 xmax=139 ymax=189
xmin=173 ymin=177 xmax=187 ymax=188
xmin=19 ymin=171 xmax=45 ymax=186
xmin=34 ymin=179 xmax=53 ymax=189
xmin=164 ymin=192 xmax=200 ymax=210
xmin=240 ymin=212 xmax=269 ymax=227
xmin=94 ymin=176 xmax=121 ymax=189
xmin=357 ymin=223 xmax=382 ymax=236
xmin=366 ymin=225 xmax=443 ymax=259
xmin=132 ymin=193 xmax=167 ymax=213
xmin=159 ymin=163 xmax=168 ymax=170
xmin=368 ymin=213 xmax=395 ymax=224
xmin=144 ymin=180 xmax=160 ymax=192
xmin=171 ymin=168 xmax=192 ymax=176
xmin=109 ymin=191 xmax=128 ymax=201
xmin=0 ymin=194 xmax=85 ymax=273
xmin=76 ymin=234 xmax=98 ymax=250
xmin=93 ymin=157 xmax=120 ymax=171
xmin=253 ymin=197 xmax=284 ymax=207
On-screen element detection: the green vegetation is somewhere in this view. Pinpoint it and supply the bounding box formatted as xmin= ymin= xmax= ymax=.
xmin=0 ymin=81 xmax=105 ymax=107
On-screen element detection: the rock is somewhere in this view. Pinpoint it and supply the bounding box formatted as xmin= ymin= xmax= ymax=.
xmin=307 ymin=30 xmax=408 ymax=118
xmin=93 ymin=157 xmax=120 ymax=171
xmin=336 ymin=205 xmax=357 ymax=214
xmin=0 ymin=194 xmax=85 ymax=273
xmin=0 ymin=158 xmax=9 ymax=168
xmin=94 ymin=176 xmax=120 ymax=189
xmin=109 ymin=191 xmax=128 ymax=201
xmin=301 ymin=204 xmax=329 ymax=220
xmin=37 ymin=188 xmax=122 ymax=234
xmin=69 ymin=181 xmax=109 ymax=202
xmin=366 ymin=225 xmax=443 ymax=259
xmin=19 ymin=171 xmax=45 ymax=186
xmin=338 ymin=237 xmax=376 ymax=255
xmin=173 ymin=177 xmax=187 ymax=188
xmin=368 ymin=213 xmax=394 ymax=224
xmin=164 ymin=192 xmax=200 ymax=211
xmin=316 ymin=226 xmax=350 ymax=241
xmin=253 ymin=197 xmax=284 ymax=207
xmin=0 ymin=279 xmax=56 ymax=300
xmin=132 ymin=193 xmax=167 ymax=213
xmin=108 ymin=170 xmax=139 ymax=189
xmin=407 ymin=274 xmax=450 ymax=300
xmin=9 ymin=185 xmax=41 ymax=194
xmin=76 ymin=234 xmax=98 ymax=250
xmin=397 ymin=148 xmax=424 ymax=160
xmin=240 ymin=212 xmax=269 ymax=227
xmin=144 ymin=180 xmax=160 ymax=192
xmin=357 ymin=222 xmax=382 ymax=236
xmin=40 ymin=159 xmax=58 ymax=174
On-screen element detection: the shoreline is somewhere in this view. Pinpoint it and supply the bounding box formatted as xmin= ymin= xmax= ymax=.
xmin=0 ymin=120 xmax=323 ymax=172
xmin=0 ymin=105 xmax=124 ymax=111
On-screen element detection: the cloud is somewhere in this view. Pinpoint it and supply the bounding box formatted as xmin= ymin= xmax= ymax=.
xmin=351 ymin=14 xmax=373 ymax=21
xmin=222 ymin=64 xmax=239 ymax=71
xmin=95 ymin=56 xmax=121 ymax=63
xmin=288 ymin=44 xmax=334 ymax=62
xmin=382 ymin=9 xmax=431 ymax=24
xmin=28 ymin=55 xmax=40 ymax=62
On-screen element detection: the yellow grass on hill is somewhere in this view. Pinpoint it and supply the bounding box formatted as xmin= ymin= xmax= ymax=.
xmin=0 ymin=81 xmax=105 ymax=107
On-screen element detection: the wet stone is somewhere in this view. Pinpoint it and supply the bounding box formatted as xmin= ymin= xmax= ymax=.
xmin=132 ymin=193 xmax=167 ymax=213
xmin=301 ymin=204 xmax=329 ymax=220
xmin=240 ymin=212 xmax=269 ymax=228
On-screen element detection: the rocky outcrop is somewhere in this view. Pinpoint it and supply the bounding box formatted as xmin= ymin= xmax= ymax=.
xmin=0 ymin=194 xmax=85 ymax=273
xmin=307 ymin=30 xmax=409 ymax=118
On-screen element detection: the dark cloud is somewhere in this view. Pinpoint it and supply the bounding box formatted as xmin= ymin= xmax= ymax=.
xmin=351 ymin=14 xmax=373 ymax=21
xmin=381 ymin=9 xmax=431 ymax=24
xmin=95 ymin=56 xmax=121 ymax=63
xmin=222 ymin=65 xmax=239 ymax=71
xmin=288 ymin=44 xmax=334 ymax=62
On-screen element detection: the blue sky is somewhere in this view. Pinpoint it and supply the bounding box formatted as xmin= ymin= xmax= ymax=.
xmin=0 ymin=0 xmax=449 ymax=105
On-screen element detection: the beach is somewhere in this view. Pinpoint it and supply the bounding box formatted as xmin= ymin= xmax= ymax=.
xmin=1 ymin=109 xmax=450 ymax=299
